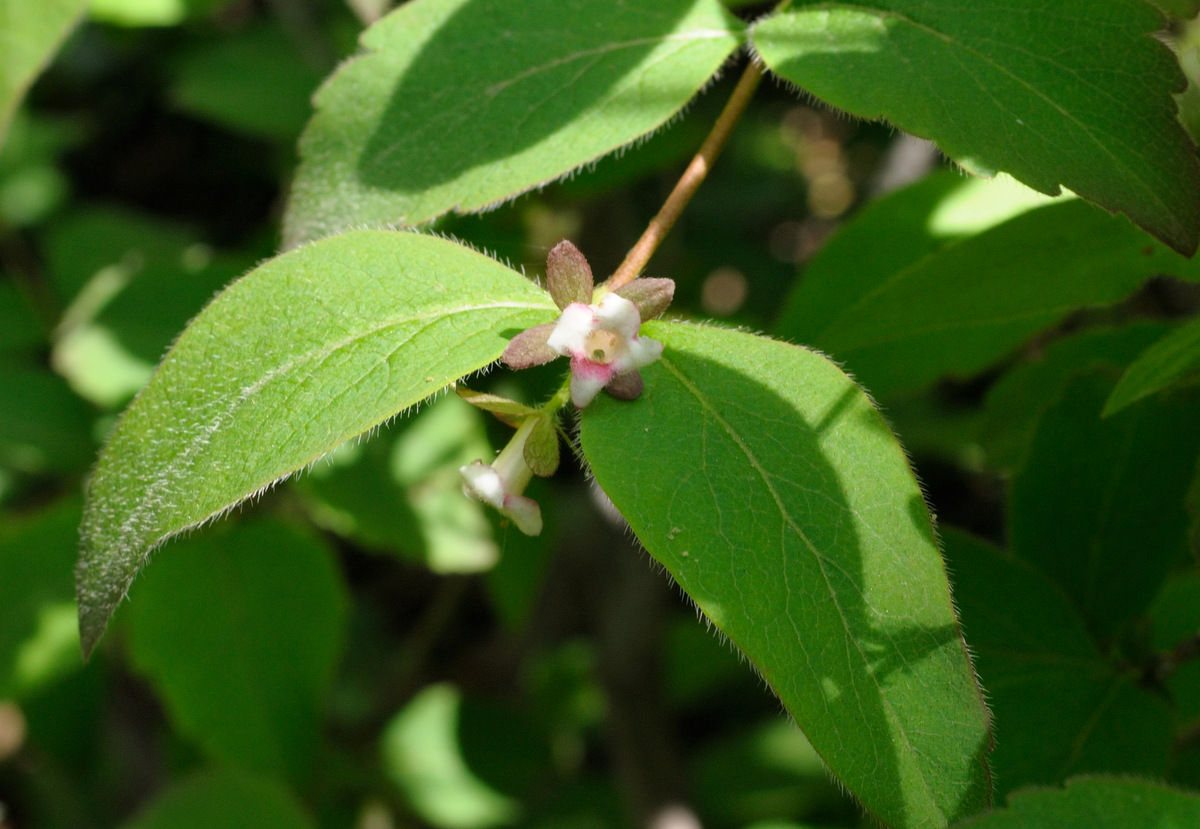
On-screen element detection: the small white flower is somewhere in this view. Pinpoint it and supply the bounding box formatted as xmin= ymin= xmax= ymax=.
xmin=459 ymin=417 xmax=542 ymax=536
xmin=546 ymin=293 xmax=663 ymax=408
xmin=500 ymin=241 xmax=674 ymax=408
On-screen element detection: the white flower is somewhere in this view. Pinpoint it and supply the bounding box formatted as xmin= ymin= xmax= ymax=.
xmin=500 ymin=240 xmax=673 ymax=408
xmin=545 ymin=293 xmax=663 ymax=408
xmin=459 ymin=417 xmax=542 ymax=536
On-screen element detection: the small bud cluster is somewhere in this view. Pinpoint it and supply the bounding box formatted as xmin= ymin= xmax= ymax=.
xmin=501 ymin=241 xmax=673 ymax=408
xmin=460 ymin=241 xmax=673 ymax=535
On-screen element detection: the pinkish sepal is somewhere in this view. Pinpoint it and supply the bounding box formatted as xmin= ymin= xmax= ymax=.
xmin=501 ymin=323 xmax=558 ymax=369
xmin=546 ymin=240 xmax=594 ymax=310
xmin=604 ymin=370 xmax=645 ymax=401
xmin=614 ymin=278 xmax=675 ymax=321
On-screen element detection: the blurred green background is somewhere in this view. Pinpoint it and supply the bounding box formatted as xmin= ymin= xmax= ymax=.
xmin=3 ymin=0 xmax=1200 ymax=827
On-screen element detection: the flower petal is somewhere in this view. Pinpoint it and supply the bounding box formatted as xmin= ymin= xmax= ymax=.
xmin=614 ymin=278 xmax=675 ymax=320
xmin=612 ymin=335 xmax=663 ymax=374
xmin=604 ymin=370 xmax=644 ymax=401
xmin=502 ymin=323 xmax=559 ymax=369
xmin=547 ymin=303 xmax=595 ymax=358
xmin=546 ymin=240 xmax=593 ymax=310
xmin=501 ymin=493 xmax=543 ymax=536
xmin=460 ymin=461 xmax=506 ymax=509
xmin=593 ymin=293 xmax=642 ymax=339
xmin=569 ymin=356 xmax=615 ymax=408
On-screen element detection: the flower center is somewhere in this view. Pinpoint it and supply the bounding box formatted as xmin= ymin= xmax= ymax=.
xmin=585 ymin=330 xmax=621 ymax=364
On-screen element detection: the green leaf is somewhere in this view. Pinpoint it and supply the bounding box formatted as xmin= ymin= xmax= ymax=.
xmin=170 ymin=25 xmax=322 ymax=141
xmin=980 ymin=322 xmax=1170 ymax=471
xmin=47 ymin=209 xmax=252 ymax=365
xmin=382 ymin=683 xmax=520 ymax=829
xmin=282 ymin=0 xmax=744 ymax=247
xmin=1190 ymin=459 xmax=1200 ymax=560
xmin=953 ymin=778 xmax=1200 ymax=828
xmin=0 ymin=0 xmax=87 ymax=147
xmin=455 ymin=387 xmax=538 ymax=426
xmin=664 ymin=614 xmax=753 ymax=708
xmin=804 ymin=199 xmax=1200 ymax=397
xmin=1010 ymin=372 xmax=1200 ymax=641
xmin=1148 ymin=572 xmax=1200 ymax=726
xmin=942 ymin=530 xmax=1173 ymax=800
xmin=0 ymin=498 xmax=81 ymax=699
xmin=774 ymin=170 xmax=1057 ymax=343
xmin=44 ymin=207 xmax=196 ymax=303
xmin=0 ymin=366 xmax=95 ymax=474
xmin=751 ymin=1 xmax=1200 ymax=255
xmin=0 ymin=282 xmax=44 ymax=354
xmin=580 ymin=321 xmax=992 ymax=828
xmin=126 ymin=519 xmax=346 ymax=782
xmin=123 ymin=768 xmax=316 ymax=829
xmin=1149 ymin=0 xmax=1200 ymax=18
xmin=299 ymin=395 xmax=503 ymax=573
xmin=88 ymin=0 xmax=232 ymax=27
xmin=1104 ymin=315 xmax=1200 ymax=416
xmin=44 ymin=208 xmax=253 ymax=407
xmin=691 ymin=720 xmax=855 ymax=827
xmin=0 ymin=114 xmax=74 ymax=227
xmin=523 ymin=414 xmax=559 ymax=477
xmin=78 ymin=230 xmax=557 ymax=656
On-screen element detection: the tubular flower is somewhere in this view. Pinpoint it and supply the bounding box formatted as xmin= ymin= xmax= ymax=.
xmin=548 ymin=293 xmax=663 ymax=408
xmin=501 ymin=240 xmax=673 ymax=408
xmin=459 ymin=417 xmax=542 ymax=536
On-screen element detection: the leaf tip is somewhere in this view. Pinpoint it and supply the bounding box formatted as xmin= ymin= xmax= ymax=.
xmin=75 ymin=576 xmax=111 ymax=662
xmin=1099 ymin=392 xmax=1130 ymax=419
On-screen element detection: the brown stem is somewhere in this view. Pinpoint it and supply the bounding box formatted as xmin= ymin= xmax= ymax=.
xmin=605 ymin=59 xmax=763 ymax=291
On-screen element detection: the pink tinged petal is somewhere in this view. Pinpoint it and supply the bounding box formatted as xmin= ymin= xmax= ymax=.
xmin=546 ymin=240 xmax=593 ymax=310
xmin=614 ymin=278 xmax=675 ymax=320
xmin=604 ymin=370 xmax=644 ymax=401
xmin=502 ymin=323 xmax=558 ymax=369
xmin=501 ymin=493 xmax=543 ymax=536
xmin=547 ymin=303 xmax=596 ymax=358
xmin=612 ymin=335 xmax=663 ymax=374
xmin=460 ymin=461 xmax=506 ymax=510
xmin=569 ymin=356 xmax=616 ymax=408
xmin=593 ymin=293 xmax=642 ymax=339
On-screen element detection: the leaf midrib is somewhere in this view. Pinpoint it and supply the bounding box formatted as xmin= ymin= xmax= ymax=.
xmin=371 ymin=28 xmax=737 ymax=168
xmin=764 ymin=2 xmax=1176 ymax=219
xmin=105 ymin=298 xmax=555 ymax=554
xmin=658 ymin=350 xmax=944 ymax=819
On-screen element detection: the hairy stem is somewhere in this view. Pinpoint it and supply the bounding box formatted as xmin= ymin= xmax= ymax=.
xmin=605 ymin=59 xmax=763 ymax=291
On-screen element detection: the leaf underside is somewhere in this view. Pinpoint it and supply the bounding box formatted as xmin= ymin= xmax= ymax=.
xmin=0 ymin=0 xmax=87 ymax=145
xmin=580 ymin=321 xmax=992 ymax=828
xmin=125 ymin=769 xmax=317 ymax=829
xmin=752 ymin=0 xmax=1200 ymax=255
xmin=283 ymin=0 xmax=744 ymax=247
xmin=77 ymin=231 xmax=557 ymax=656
